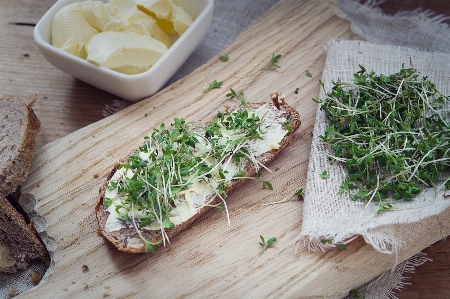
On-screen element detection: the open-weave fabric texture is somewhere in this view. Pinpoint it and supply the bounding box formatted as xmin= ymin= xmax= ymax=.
xmin=299 ymin=40 xmax=450 ymax=255
xmin=343 ymin=252 xmax=431 ymax=299
xmin=0 ymin=261 xmax=48 ymax=298
xmin=336 ymin=0 xmax=450 ymax=53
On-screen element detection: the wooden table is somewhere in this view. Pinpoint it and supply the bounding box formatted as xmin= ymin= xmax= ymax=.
xmin=1 ymin=0 xmax=449 ymax=298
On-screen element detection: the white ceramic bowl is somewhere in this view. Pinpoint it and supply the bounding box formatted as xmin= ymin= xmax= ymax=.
xmin=34 ymin=0 xmax=213 ymax=102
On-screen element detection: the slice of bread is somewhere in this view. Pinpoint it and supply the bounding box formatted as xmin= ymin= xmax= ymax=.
xmin=96 ymin=95 xmax=301 ymax=253
xmin=0 ymin=96 xmax=41 ymax=197
xmin=0 ymin=195 xmax=50 ymax=273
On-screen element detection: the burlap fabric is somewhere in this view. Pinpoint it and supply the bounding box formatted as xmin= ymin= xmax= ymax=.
xmin=298 ymin=40 xmax=450 ymax=255
xmin=343 ymin=252 xmax=431 ymax=299
xmin=329 ymin=1 xmax=450 ymax=297
xmin=336 ymin=0 xmax=450 ymax=54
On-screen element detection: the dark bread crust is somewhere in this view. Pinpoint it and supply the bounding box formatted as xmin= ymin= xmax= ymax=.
xmin=0 ymin=96 xmax=41 ymax=197
xmin=0 ymin=195 xmax=50 ymax=273
xmin=96 ymin=101 xmax=301 ymax=253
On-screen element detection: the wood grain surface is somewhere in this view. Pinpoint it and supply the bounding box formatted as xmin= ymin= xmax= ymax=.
xmin=0 ymin=0 xmax=449 ymax=298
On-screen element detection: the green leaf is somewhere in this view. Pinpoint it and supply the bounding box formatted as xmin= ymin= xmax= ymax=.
xmin=145 ymin=244 xmax=156 ymax=254
xmin=283 ymin=123 xmax=293 ymax=133
xmin=259 ymin=235 xmax=265 ymax=246
xmin=204 ymin=80 xmax=223 ymax=92
xmin=293 ymin=188 xmax=303 ymax=196
xmin=220 ymin=55 xmax=229 ymax=61
xmin=266 ymin=237 xmax=277 ymax=245
xmin=219 ymin=168 xmax=226 ymax=180
xmin=319 ymin=170 xmax=329 ymax=179
xmin=262 ymin=180 xmax=273 ymax=190
xmin=163 ymin=219 xmax=174 ymax=229
xmin=260 ymin=53 xmax=282 ymax=70
xmin=104 ymin=197 xmax=113 ymax=206
xmin=253 ymin=235 xmax=277 ymax=263
xmin=321 ymin=238 xmax=333 ymax=244
xmin=336 ymin=244 xmax=347 ymax=251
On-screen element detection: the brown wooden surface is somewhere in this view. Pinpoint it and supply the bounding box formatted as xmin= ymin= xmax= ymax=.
xmin=0 ymin=0 xmax=449 ymax=298
xmin=376 ymin=0 xmax=450 ymax=24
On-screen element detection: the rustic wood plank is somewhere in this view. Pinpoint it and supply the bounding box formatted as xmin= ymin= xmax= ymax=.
xmin=1 ymin=0 xmax=449 ymax=297
xmin=395 ymin=238 xmax=450 ymax=299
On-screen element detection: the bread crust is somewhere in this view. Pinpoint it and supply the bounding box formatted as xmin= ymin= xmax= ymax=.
xmin=0 ymin=195 xmax=50 ymax=273
xmin=0 ymin=96 xmax=41 ymax=197
xmin=96 ymin=101 xmax=301 ymax=253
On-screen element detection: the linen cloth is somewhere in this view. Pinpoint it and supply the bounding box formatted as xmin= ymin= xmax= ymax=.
xmin=336 ymin=0 xmax=450 ymax=54
xmin=308 ymin=1 xmax=450 ymax=298
xmin=298 ymin=40 xmax=450 ymax=254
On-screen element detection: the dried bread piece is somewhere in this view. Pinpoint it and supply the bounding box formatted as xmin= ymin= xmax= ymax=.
xmin=96 ymin=96 xmax=301 ymax=253
xmin=0 ymin=96 xmax=41 ymax=197
xmin=0 ymin=195 xmax=50 ymax=273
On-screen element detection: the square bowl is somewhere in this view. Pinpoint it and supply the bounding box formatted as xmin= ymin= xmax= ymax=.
xmin=33 ymin=0 xmax=213 ymax=102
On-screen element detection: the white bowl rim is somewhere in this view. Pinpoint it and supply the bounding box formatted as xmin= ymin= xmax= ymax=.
xmin=33 ymin=0 xmax=214 ymax=79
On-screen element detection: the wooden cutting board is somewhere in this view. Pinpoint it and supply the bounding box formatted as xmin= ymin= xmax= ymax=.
xmin=19 ymin=0 xmax=450 ymax=298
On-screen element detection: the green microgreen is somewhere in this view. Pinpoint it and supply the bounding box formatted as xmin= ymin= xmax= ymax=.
xmin=202 ymin=66 xmax=222 ymax=93
xmin=105 ymin=102 xmax=284 ymax=252
xmin=203 ymin=80 xmax=223 ymax=92
xmin=207 ymin=202 xmax=225 ymax=210
xmin=282 ymin=114 xmax=294 ymax=133
xmin=252 ymin=235 xmax=277 ymax=263
xmin=295 ymin=88 xmax=299 ymax=94
xmin=103 ymin=197 xmax=113 ymax=206
xmin=320 ymin=237 xmax=347 ymax=251
xmin=262 ymin=180 xmax=273 ymax=190
xmin=226 ymin=88 xmax=247 ymax=106
xmin=349 ymin=289 xmax=363 ymax=299
xmin=321 ymin=238 xmax=331 ymax=244
xmin=283 ymin=124 xmax=293 ymax=133
xmin=306 ymin=70 xmax=312 ymax=77
xmin=319 ymin=64 xmax=450 ymax=213
xmin=220 ymin=55 xmax=229 ymax=61
xmin=260 ymin=53 xmax=281 ymax=70
xmin=262 ymin=188 xmax=303 ymax=206
xmin=335 ymin=243 xmax=347 ymax=251
xmin=319 ymin=170 xmax=329 ymax=179
xmin=248 ymin=53 xmax=282 ymax=76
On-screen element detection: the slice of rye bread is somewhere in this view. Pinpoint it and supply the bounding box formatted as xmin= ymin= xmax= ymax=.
xmin=0 ymin=195 xmax=50 ymax=273
xmin=96 ymin=97 xmax=301 ymax=253
xmin=0 ymin=96 xmax=41 ymax=197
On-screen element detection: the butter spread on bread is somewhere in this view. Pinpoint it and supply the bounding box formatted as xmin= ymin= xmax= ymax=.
xmin=96 ymin=95 xmax=301 ymax=253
